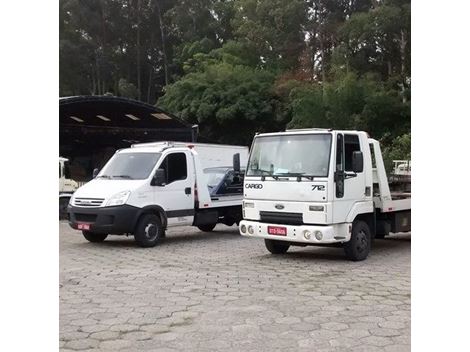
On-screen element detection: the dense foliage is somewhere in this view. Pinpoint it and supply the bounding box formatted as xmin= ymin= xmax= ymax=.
xmin=60 ymin=0 xmax=411 ymax=166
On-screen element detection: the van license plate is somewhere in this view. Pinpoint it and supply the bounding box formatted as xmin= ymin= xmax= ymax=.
xmin=77 ymin=223 xmax=90 ymax=230
xmin=268 ymin=226 xmax=287 ymax=236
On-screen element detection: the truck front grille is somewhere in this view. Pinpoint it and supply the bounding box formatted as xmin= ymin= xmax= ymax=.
xmin=259 ymin=211 xmax=303 ymax=226
xmin=73 ymin=198 xmax=104 ymax=207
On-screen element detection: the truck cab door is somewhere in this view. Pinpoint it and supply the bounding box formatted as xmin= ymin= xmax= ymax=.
xmin=153 ymin=151 xmax=195 ymax=226
xmin=333 ymin=133 xmax=366 ymax=223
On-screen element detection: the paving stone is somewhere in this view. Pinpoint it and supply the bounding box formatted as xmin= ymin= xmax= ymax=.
xmin=59 ymin=222 xmax=410 ymax=351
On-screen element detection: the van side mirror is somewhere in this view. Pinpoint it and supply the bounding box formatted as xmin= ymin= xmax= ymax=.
xmin=233 ymin=153 xmax=240 ymax=173
xmin=352 ymin=151 xmax=364 ymax=173
xmin=92 ymin=168 xmax=100 ymax=178
xmin=151 ymin=169 xmax=166 ymax=186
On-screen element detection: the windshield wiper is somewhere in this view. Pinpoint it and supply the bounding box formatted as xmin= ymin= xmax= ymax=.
xmin=96 ymin=175 xmax=111 ymax=179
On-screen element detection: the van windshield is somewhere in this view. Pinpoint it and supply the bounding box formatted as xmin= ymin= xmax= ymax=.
xmin=99 ymin=153 xmax=161 ymax=180
xmin=246 ymin=134 xmax=332 ymax=178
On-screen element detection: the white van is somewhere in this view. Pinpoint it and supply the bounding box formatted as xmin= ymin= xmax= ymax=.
xmin=67 ymin=142 xmax=248 ymax=247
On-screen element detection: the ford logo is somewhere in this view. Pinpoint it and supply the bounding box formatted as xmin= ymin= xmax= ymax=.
xmin=275 ymin=204 xmax=284 ymax=210
xmin=245 ymin=183 xmax=263 ymax=189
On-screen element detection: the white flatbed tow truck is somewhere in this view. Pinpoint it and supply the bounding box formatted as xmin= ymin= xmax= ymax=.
xmin=239 ymin=129 xmax=411 ymax=261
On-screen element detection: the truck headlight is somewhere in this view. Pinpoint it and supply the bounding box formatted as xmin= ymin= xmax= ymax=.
xmin=243 ymin=201 xmax=255 ymax=208
xmin=106 ymin=191 xmax=131 ymax=207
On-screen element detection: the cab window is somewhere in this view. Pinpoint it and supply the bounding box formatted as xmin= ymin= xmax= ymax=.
xmin=159 ymin=153 xmax=187 ymax=184
xmin=344 ymin=134 xmax=361 ymax=172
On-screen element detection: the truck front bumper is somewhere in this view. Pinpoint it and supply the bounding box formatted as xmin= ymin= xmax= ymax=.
xmin=239 ymin=220 xmax=351 ymax=244
xmin=68 ymin=204 xmax=140 ymax=235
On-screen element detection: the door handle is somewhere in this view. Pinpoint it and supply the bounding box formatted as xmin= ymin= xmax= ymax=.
xmin=184 ymin=187 xmax=191 ymax=195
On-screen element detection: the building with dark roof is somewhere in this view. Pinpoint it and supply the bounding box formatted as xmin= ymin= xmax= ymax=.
xmin=60 ymin=95 xmax=198 ymax=181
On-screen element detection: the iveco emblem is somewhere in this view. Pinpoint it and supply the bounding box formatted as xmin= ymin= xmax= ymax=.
xmin=275 ymin=204 xmax=284 ymax=210
xmin=245 ymin=183 xmax=263 ymax=189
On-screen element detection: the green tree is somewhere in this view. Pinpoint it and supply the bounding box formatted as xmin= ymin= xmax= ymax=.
xmin=159 ymin=45 xmax=282 ymax=145
xmin=232 ymin=0 xmax=308 ymax=70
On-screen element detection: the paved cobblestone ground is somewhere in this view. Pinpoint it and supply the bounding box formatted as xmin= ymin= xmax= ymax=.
xmin=60 ymin=222 xmax=410 ymax=352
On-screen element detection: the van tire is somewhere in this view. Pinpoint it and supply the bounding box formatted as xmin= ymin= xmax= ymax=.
xmin=344 ymin=220 xmax=371 ymax=261
xmin=265 ymin=239 xmax=290 ymax=254
xmin=82 ymin=231 xmax=108 ymax=242
xmin=134 ymin=214 xmax=165 ymax=247
xmin=197 ymin=223 xmax=216 ymax=232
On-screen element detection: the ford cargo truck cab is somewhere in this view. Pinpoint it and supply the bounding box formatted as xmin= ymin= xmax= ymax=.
xmin=239 ymin=129 xmax=411 ymax=261
xmin=67 ymin=142 xmax=248 ymax=247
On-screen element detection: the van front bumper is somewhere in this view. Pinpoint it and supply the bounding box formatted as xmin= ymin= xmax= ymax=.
xmin=67 ymin=204 xmax=140 ymax=235
xmin=239 ymin=220 xmax=351 ymax=244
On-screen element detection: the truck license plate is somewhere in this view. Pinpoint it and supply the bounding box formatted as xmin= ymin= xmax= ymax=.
xmin=77 ymin=223 xmax=90 ymax=230
xmin=268 ymin=226 xmax=287 ymax=236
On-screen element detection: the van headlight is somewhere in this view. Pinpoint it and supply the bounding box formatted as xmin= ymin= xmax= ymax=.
xmin=106 ymin=191 xmax=131 ymax=207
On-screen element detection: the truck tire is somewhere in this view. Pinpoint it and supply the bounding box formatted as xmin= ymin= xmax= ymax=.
xmin=265 ymin=239 xmax=290 ymax=254
xmin=82 ymin=231 xmax=108 ymax=242
xmin=343 ymin=220 xmax=371 ymax=261
xmin=134 ymin=214 xmax=165 ymax=247
xmin=59 ymin=197 xmax=69 ymax=220
xmin=197 ymin=223 xmax=217 ymax=232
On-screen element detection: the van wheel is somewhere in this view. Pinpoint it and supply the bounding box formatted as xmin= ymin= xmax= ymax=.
xmin=134 ymin=214 xmax=165 ymax=247
xmin=265 ymin=239 xmax=290 ymax=254
xmin=82 ymin=231 xmax=107 ymax=242
xmin=344 ymin=220 xmax=371 ymax=261
xmin=197 ymin=223 xmax=216 ymax=232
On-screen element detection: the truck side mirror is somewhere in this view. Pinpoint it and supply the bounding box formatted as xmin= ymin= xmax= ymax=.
xmin=352 ymin=151 xmax=364 ymax=173
xmin=151 ymin=169 xmax=166 ymax=186
xmin=92 ymin=168 xmax=100 ymax=178
xmin=233 ymin=153 xmax=240 ymax=173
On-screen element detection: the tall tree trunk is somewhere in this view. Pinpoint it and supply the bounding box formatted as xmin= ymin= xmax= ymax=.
xmin=147 ymin=65 xmax=153 ymax=103
xmin=399 ymin=30 xmax=407 ymax=103
xmin=91 ymin=66 xmax=96 ymax=95
xmin=136 ymin=0 xmax=142 ymax=101
xmin=155 ymin=0 xmax=169 ymax=86
xmin=320 ymin=33 xmax=326 ymax=96
xmin=400 ymin=30 xmax=407 ymax=77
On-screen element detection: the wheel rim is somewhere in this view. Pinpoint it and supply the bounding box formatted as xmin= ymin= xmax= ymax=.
xmin=144 ymin=223 xmax=158 ymax=241
xmin=355 ymin=230 xmax=368 ymax=253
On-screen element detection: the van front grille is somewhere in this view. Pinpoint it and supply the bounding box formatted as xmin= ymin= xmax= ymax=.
xmin=73 ymin=198 xmax=104 ymax=207
xmin=74 ymin=213 xmax=97 ymax=223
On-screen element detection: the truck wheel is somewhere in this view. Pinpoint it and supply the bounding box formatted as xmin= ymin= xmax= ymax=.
xmin=344 ymin=220 xmax=371 ymax=261
xmin=134 ymin=214 xmax=165 ymax=247
xmin=82 ymin=231 xmax=108 ymax=242
xmin=59 ymin=197 xmax=69 ymax=220
xmin=265 ymin=239 xmax=290 ymax=254
xmin=197 ymin=223 xmax=216 ymax=232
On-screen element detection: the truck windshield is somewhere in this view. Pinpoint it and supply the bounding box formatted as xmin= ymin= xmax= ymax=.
xmin=99 ymin=153 xmax=161 ymax=180
xmin=246 ymin=134 xmax=332 ymax=178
